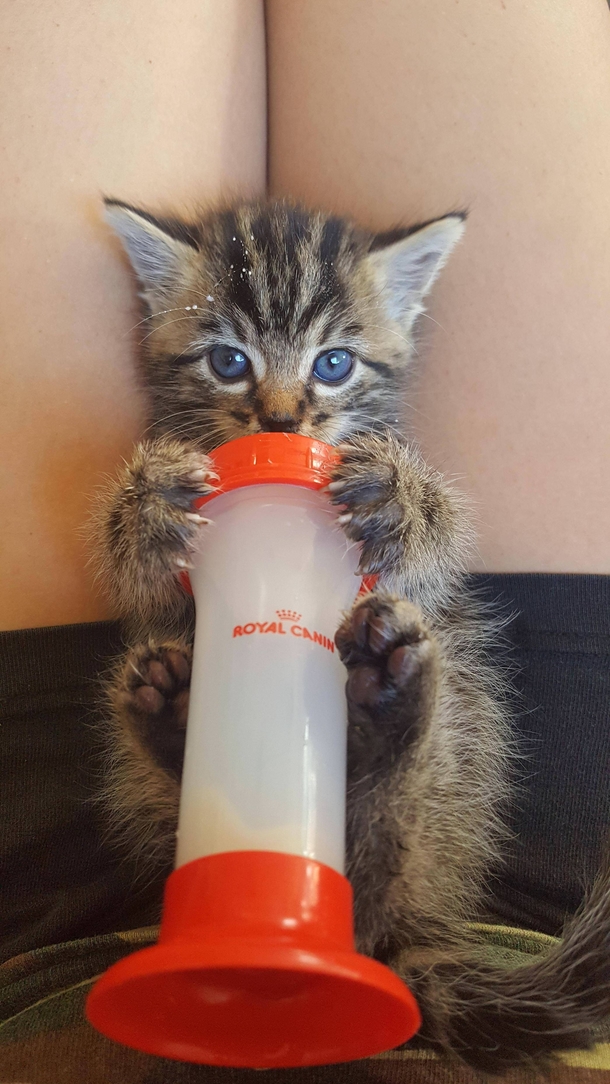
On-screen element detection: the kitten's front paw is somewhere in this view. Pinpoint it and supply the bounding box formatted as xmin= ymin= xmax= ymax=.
xmin=114 ymin=641 xmax=191 ymax=778
xmin=336 ymin=592 xmax=439 ymax=777
xmin=329 ymin=433 xmax=408 ymax=575
xmin=125 ymin=439 xmax=217 ymax=575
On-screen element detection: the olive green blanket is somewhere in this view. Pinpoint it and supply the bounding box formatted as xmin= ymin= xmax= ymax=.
xmin=1 ymin=923 xmax=609 ymax=1083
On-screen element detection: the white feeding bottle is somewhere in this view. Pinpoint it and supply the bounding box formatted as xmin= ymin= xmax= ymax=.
xmin=86 ymin=433 xmax=420 ymax=1069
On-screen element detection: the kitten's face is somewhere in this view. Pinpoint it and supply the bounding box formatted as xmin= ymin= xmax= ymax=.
xmin=105 ymin=201 xmax=464 ymax=451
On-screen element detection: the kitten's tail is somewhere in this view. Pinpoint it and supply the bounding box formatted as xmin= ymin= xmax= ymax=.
xmin=410 ymin=857 xmax=610 ymax=1074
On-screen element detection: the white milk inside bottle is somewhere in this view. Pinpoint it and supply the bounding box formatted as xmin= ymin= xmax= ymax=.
xmin=176 ymin=454 xmax=361 ymax=873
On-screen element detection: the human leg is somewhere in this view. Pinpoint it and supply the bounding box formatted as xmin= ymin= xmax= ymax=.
xmin=0 ymin=0 xmax=266 ymax=630
xmin=266 ymin=0 xmax=610 ymax=574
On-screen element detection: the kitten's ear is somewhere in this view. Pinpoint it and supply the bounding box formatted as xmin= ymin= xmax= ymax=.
xmin=103 ymin=199 xmax=199 ymax=302
xmin=365 ymin=214 xmax=465 ymax=328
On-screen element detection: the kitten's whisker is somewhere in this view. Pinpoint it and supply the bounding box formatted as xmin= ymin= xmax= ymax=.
xmin=417 ymin=311 xmax=448 ymax=334
xmin=157 ymin=409 xmax=209 ymax=423
xmin=162 ymin=417 xmax=239 ymax=448
xmin=366 ymin=323 xmax=413 ymax=350
xmin=163 ymin=413 xmax=232 ymax=433
xmin=125 ymin=307 xmax=195 ymax=336
xmin=168 ymin=342 xmax=205 ymax=366
xmin=211 ymin=269 xmax=233 ymax=291
xmin=137 ymin=315 xmax=201 ymax=347
xmin=352 ymin=412 xmax=409 ymax=439
xmin=139 ymin=408 xmax=215 ymax=439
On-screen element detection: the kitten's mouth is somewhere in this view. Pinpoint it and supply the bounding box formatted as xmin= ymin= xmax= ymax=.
xmin=252 ymin=419 xmax=341 ymax=445
xmin=230 ymin=410 xmax=303 ymax=436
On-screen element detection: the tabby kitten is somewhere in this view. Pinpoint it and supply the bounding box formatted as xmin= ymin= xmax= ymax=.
xmin=92 ymin=199 xmax=610 ymax=1074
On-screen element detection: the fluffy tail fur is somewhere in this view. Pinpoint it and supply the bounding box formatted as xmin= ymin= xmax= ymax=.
xmin=405 ymin=856 xmax=610 ymax=1074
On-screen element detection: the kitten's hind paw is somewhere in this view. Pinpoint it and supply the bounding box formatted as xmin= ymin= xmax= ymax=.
xmin=336 ymin=593 xmax=439 ymax=776
xmin=114 ymin=641 xmax=191 ymax=778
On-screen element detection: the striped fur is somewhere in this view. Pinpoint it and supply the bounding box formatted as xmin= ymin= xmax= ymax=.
xmin=103 ymin=199 xmax=456 ymax=452
xmin=90 ymin=199 xmax=610 ymax=1075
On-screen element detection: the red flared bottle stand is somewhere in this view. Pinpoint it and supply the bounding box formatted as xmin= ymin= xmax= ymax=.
xmin=86 ymin=851 xmax=421 ymax=1068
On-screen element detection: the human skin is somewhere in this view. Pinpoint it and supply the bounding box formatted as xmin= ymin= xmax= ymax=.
xmin=266 ymin=0 xmax=610 ymax=574
xmin=3 ymin=0 xmax=610 ymax=632
xmin=0 ymin=0 xmax=266 ymax=630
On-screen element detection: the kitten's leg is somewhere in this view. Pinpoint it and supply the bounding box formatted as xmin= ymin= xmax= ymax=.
xmin=330 ymin=431 xmax=474 ymax=616
xmin=335 ymin=591 xmax=442 ymax=954
xmin=90 ymin=436 xmax=216 ymax=633
xmin=103 ymin=640 xmax=191 ymax=863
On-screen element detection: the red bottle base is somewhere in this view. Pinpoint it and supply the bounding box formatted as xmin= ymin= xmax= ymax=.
xmin=86 ymin=851 xmax=421 ymax=1068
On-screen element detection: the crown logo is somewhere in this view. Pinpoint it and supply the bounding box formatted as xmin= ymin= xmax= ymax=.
xmin=276 ymin=609 xmax=302 ymax=622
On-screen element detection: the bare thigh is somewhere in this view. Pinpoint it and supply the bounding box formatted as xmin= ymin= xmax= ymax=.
xmin=0 ymin=0 xmax=266 ymax=630
xmin=266 ymin=0 xmax=610 ymax=573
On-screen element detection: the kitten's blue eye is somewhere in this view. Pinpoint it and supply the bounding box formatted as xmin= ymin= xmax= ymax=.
xmin=209 ymin=346 xmax=251 ymax=380
xmin=313 ymin=349 xmax=354 ymax=383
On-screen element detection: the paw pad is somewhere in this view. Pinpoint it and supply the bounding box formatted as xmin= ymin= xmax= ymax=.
xmin=336 ymin=594 xmax=436 ymax=715
xmin=116 ymin=641 xmax=192 ymax=777
xmin=128 ymin=648 xmax=191 ymax=727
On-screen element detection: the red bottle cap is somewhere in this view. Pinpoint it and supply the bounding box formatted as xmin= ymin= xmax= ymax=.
xmin=179 ymin=433 xmax=377 ymax=596
xmin=86 ymin=851 xmax=420 ymax=1068
xmin=199 ymin=431 xmax=340 ymax=495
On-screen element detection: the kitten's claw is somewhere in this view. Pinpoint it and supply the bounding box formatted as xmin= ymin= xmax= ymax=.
xmin=100 ymin=440 xmax=219 ymax=589
xmin=329 ymin=433 xmax=408 ymax=576
xmin=184 ymin=512 xmax=210 ymax=524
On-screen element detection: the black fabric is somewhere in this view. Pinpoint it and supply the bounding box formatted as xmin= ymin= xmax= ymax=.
xmin=0 ymin=575 xmax=608 ymax=962
xmin=476 ymin=574 xmax=610 ymax=935
xmin=0 ymin=621 xmax=166 ymax=964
